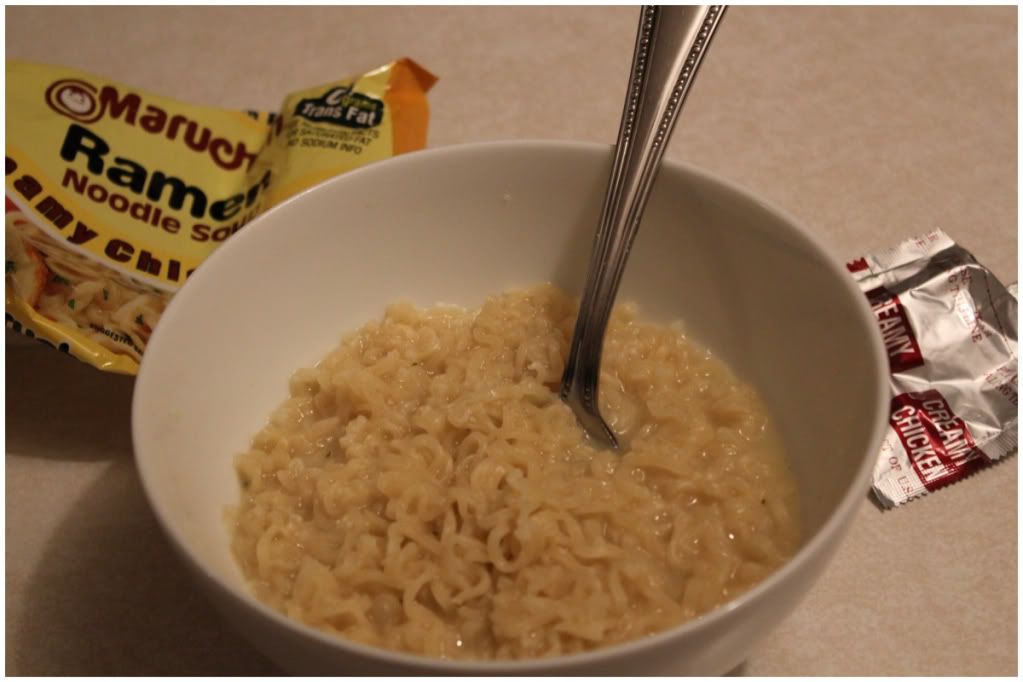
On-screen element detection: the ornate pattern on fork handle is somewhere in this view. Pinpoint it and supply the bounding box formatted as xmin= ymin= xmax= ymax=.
xmin=560 ymin=5 xmax=727 ymax=451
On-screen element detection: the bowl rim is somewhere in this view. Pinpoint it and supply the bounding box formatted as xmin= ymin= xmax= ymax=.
xmin=132 ymin=138 xmax=891 ymax=673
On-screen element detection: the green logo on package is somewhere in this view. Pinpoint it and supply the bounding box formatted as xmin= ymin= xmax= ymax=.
xmin=294 ymin=86 xmax=384 ymax=129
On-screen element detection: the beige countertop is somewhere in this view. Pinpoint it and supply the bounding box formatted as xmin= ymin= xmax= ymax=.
xmin=5 ymin=6 xmax=1017 ymax=676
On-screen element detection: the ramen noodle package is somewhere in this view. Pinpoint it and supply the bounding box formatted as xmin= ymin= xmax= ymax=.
xmin=5 ymin=59 xmax=436 ymax=373
xmin=847 ymin=229 xmax=1018 ymax=508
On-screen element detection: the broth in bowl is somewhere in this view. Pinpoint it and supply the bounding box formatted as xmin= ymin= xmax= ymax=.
xmin=229 ymin=284 xmax=799 ymax=660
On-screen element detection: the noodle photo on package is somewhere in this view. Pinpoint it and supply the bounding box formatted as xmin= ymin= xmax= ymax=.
xmin=5 ymin=204 xmax=170 ymax=361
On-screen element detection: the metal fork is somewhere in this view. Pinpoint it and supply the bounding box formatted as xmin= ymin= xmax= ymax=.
xmin=559 ymin=5 xmax=727 ymax=450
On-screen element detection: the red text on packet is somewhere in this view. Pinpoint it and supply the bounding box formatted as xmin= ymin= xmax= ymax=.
xmin=889 ymin=390 xmax=989 ymax=491
xmin=846 ymin=257 xmax=869 ymax=273
xmin=866 ymin=285 xmax=924 ymax=373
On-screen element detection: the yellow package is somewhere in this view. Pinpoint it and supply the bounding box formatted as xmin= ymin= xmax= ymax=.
xmin=5 ymin=59 xmax=436 ymax=374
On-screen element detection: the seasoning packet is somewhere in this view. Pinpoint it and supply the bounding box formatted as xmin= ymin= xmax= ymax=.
xmin=847 ymin=229 xmax=1018 ymax=508
xmin=5 ymin=58 xmax=436 ymax=374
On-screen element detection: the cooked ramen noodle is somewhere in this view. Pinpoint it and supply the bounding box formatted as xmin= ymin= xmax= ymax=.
xmin=5 ymin=209 xmax=170 ymax=360
xmin=230 ymin=285 xmax=800 ymax=660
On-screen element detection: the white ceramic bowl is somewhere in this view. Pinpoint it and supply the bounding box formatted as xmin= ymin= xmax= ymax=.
xmin=132 ymin=141 xmax=889 ymax=675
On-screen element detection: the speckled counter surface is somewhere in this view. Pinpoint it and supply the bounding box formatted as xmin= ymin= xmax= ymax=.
xmin=5 ymin=6 xmax=1016 ymax=675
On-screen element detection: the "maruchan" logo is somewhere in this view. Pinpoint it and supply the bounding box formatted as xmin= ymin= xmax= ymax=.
xmin=45 ymin=79 xmax=103 ymax=124
xmin=42 ymin=77 xmax=259 ymax=172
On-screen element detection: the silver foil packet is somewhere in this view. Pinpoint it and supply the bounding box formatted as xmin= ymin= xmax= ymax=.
xmin=847 ymin=229 xmax=1018 ymax=508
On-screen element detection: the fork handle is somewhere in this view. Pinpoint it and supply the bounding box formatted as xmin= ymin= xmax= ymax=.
xmin=561 ymin=5 xmax=727 ymax=448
